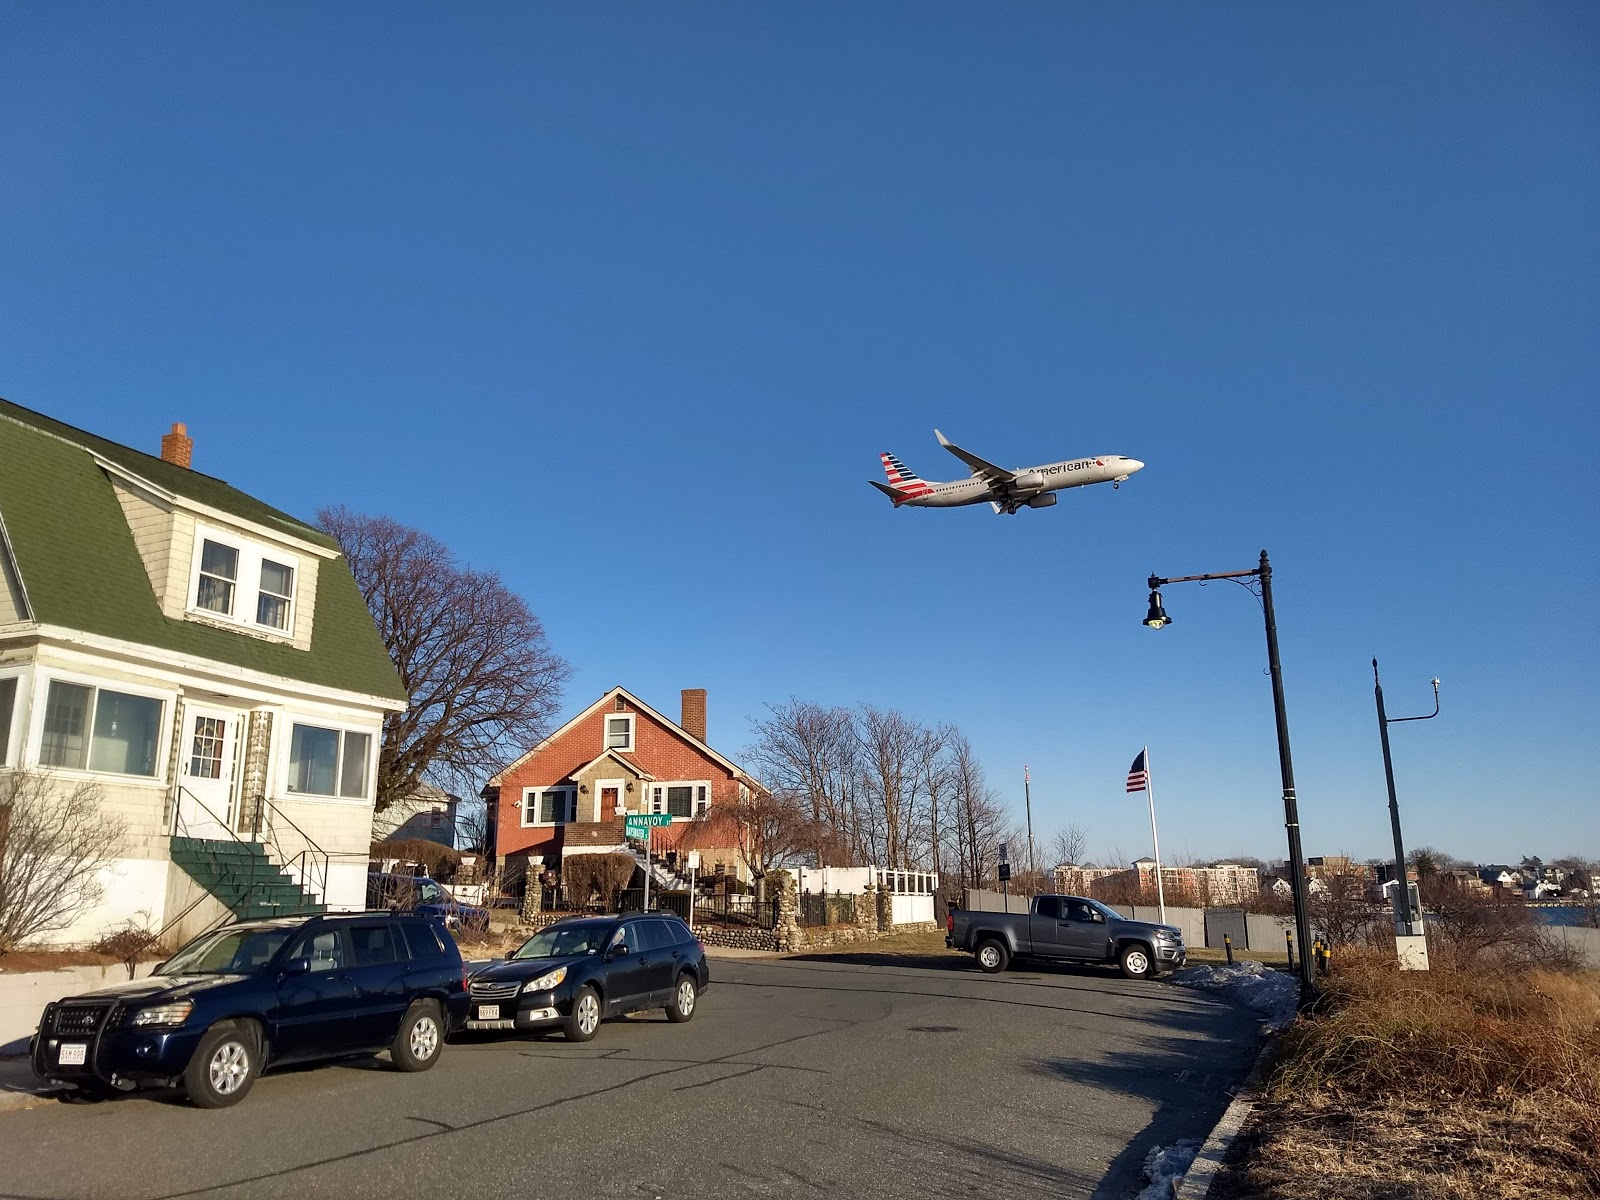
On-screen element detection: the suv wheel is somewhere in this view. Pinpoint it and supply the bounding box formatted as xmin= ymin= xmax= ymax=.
xmin=184 ymin=1021 xmax=259 ymax=1109
xmin=666 ymin=973 xmax=698 ymax=1022
xmin=1119 ymin=943 xmax=1154 ymax=980
xmin=565 ymin=986 xmax=601 ymax=1042
xmin=976 ymin=939 xmax=1009 ymax=974
xmin=391 ymin=1001 xmax=444 ymax=1072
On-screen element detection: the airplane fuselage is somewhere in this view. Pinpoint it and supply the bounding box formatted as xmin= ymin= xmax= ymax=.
xmin=900 ymin=454 xmax=1143 ymax=508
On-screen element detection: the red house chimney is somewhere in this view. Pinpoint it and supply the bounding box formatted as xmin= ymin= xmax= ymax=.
xmin=681 ymin=688 xmax=707 ymax=742
xmin=160 ymin=422 xmax=193 ymax=468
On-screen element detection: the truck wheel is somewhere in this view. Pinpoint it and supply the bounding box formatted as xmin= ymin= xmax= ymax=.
xmin=1118 ymin=943 xmax=1154 ymax=980
xmin=976 ymin=940 xmax=1009 ymax=974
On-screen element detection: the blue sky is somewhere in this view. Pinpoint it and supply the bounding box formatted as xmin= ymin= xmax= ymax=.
xmin=3 ymin=5 xmax=1596 ymax=866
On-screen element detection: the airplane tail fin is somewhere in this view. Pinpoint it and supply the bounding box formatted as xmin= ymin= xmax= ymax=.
xmin=879 ymin=452 xmax=932 ymax=498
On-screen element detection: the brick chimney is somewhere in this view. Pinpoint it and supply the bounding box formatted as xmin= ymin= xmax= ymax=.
xmin=160 ymin=422 xmax=193 ymax=468
xmin=681 ymin=688 xmax=707 ymax=742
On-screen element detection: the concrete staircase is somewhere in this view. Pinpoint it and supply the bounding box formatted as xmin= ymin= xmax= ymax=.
xmin=169 ymin=837 xmax=326 ymax=922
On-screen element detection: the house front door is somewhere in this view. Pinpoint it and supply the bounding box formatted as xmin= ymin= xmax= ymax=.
xmin=177 ymin=704 xmax=242 ymax=841
xmin=601 ymin=786 xmax=621 ymax=818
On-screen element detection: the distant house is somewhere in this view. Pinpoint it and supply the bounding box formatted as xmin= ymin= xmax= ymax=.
xmin=0 ymin=399 xmax=407 ymax=945
xmin=484 ymin=687 xmax=764 ymax=894
xmin=372 ymin=783 xmax=461 ymax=849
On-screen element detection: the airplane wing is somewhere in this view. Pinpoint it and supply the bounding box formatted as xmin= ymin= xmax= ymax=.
xmin=935 ymin=429 xmax=1017 ymax=488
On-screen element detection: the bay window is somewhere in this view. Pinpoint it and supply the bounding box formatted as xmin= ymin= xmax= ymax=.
xmin=38 ymin=679 xmax=163 ymax=777
xmin=287 ymin=722 xmax=371 ymax=799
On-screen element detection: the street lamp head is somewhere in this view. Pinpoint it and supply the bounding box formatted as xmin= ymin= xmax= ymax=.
xmin=1143 ymin=589 xmax=1172 ymax=629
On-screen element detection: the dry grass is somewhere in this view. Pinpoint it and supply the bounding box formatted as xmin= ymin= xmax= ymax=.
xmin=1216 ymin=949 xmax=1600 ymax=1199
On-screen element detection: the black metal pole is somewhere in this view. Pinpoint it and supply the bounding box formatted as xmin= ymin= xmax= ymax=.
xmin=1373 ymin=659 xmax=1413 ymax=933
xmin=1259 ymin=551 xmax=1315 ymax=995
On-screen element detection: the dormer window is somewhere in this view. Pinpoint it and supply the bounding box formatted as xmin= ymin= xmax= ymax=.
xmin=196 ymin=541 xmax=238 ymax=615
xmin=188 ymin=525 xmax=298 ymax=638
xmin=257 ymin=559 xmax=295 ymax=631
xmin=605 ymin=713 xmax=635 ymax=751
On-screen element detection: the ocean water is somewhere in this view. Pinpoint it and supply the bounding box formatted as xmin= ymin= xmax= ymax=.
xmin=1533 ymin=906 xmax=1596 ymax=928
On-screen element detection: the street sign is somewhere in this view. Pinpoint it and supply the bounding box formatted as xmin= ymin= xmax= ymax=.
xmin=624 ymin=813 xmax=672 ymax=837
xmin=999 ymin=842 xmax=1009 ymax=863
xmin=998 ymin=863 xmax=1012 ymax=883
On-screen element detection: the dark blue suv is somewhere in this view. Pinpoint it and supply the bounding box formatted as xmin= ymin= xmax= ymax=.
xmin=31 ymin=912 xmax=470 ymax=1108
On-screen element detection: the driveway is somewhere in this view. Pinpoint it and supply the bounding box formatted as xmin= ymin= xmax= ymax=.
xmin=0 ymin=954 xmax=1262 ymax=1200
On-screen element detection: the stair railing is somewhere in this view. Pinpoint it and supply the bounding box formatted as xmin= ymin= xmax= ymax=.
xmin=260 ymin=799 xmax=331 ymax=907
xmin=159 ymin=785 xmax=268 ymax=946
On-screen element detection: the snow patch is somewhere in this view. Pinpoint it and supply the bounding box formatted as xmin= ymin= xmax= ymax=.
xmin=1170 ymin=960 xmax=1300 ymax=1030
xmin=1137 ymin=1137 xmax=1202 ymax=1199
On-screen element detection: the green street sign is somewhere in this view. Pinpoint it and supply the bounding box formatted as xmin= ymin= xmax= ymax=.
xmin=624 ymin=814 xmax=672 ymax=836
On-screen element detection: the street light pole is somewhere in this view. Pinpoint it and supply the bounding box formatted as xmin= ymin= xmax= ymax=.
xmin=1143 ymin=549 xmax=1315 ymax=997
xmin=1373 ymin=660 xmax=1440 ymax=945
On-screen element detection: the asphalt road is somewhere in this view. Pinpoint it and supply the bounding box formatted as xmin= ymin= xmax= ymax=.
xmin=0 ymin=953 xmax=1262 ymax=1200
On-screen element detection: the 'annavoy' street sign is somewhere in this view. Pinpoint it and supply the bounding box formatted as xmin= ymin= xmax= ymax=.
xmin=624 ymin=813 xmax=672 ymax=837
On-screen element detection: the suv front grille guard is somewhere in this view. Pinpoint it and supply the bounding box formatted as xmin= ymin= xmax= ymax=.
xmin=33 ymin=999 xmax=123 ymax=1081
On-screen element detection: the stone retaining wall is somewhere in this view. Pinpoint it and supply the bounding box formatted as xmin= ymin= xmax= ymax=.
xmin=791 ymin=920 xmax=941 ymax=950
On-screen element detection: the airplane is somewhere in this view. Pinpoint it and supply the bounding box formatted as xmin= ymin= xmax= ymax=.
xmin=870 ymin=429 xmax=1145 ymax=515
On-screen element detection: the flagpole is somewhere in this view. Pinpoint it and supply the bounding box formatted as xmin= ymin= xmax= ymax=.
xmin=1145 ymin=745 xmax=1167 ymax=925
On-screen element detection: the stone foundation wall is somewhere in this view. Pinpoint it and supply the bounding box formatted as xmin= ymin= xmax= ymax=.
xmin=692 ymin=925 xmax=781 ymax=952
xmin=792 ymin=920 xmax=942 ymax=950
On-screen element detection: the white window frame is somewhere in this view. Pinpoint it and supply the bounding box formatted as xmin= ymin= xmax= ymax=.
xmin=592 ymin=777 xmax=626 ymax=822
xmin=521 ymin=786 xmax=577 ymax=828
xmin=649 ymin=780 xmax=711 ymax=821
xmin=603 ymin=713 xmax=635 ymax=752
xmin=0 ymin=666 xmax=28 ymax=770
xmin=186 ymin=524 xmax=299 ymax=639
xmin=26 ymin=669 xmax=173 ymax=784
xmin=280 ymin=716 xmax=377 ymax=803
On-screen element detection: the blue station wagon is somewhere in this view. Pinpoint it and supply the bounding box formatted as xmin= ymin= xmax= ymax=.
xmin=467 ymin=914 xmax=710 ymax=1042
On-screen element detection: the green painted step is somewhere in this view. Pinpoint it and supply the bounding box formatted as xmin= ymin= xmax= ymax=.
xmin=169 ymin=836 xmax=325 ymax=921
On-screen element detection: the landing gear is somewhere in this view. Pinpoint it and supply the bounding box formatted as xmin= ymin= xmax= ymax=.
xmin=1112 ymin=482 xmax=1119 ymax=490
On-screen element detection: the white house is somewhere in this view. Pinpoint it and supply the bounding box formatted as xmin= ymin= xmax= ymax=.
xmin=0 ymin=399 xmax=407 ymax=946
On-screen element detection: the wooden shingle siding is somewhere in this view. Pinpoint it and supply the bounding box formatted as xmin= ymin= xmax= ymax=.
xmin=111 ymin=478 xmax=175 ymax=605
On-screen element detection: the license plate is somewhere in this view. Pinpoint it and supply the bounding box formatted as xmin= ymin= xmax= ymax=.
xmin=477 ymin=1005 xmax=500 ymax=1021
xmin=58 ymin=1043 xmax=87 ymax=1066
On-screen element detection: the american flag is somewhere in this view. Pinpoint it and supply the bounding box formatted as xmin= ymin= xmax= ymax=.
xmin=1126 ymin=750 xmax=1149 ymax=793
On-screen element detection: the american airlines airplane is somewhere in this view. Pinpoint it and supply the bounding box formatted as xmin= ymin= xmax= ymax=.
xmin=870 ymin=429 xmax=1145 ymax=515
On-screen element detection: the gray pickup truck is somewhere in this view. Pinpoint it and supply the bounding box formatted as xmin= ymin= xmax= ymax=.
xmin=946 ymin=894 xmax=1186 ymax=980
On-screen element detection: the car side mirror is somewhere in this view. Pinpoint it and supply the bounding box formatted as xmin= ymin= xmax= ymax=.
xmin=607 ymin=943 xmax=629 ymax=960
xmin=282 ymin=957 xmax=312 ymax=976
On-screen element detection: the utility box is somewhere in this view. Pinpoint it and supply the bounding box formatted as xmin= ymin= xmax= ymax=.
xmin=1396 ymin=932 xmax=1430 ymax=971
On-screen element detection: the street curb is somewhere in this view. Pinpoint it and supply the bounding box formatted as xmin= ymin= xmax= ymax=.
xmin=1173 ymin=1031 xmax=1276 ymax=1200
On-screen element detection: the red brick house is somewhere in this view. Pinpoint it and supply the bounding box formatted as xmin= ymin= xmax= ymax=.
xmin=484 ymin=687 xmax=761 ymax=891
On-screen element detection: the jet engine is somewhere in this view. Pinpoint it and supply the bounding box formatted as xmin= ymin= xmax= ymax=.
xmin=1026 ymin=493 xmax=1058 ymax=509
xmin=1012 ymin=471 xmax=1045 ymax=491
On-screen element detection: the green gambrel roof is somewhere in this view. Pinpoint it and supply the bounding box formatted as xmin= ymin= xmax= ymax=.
xmin=0 ymin=398 xmax=406 ymax=702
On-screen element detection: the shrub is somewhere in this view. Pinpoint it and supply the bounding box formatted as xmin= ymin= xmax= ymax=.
xmin=0 ymin=771 xmax=125 ymax=953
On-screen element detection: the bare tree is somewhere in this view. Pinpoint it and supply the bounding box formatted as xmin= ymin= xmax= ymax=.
xmin=1048 ymin=824 xmax=1089 ymax=870
xmin=0 ymin=772 xmax=125 ymax=953
xmin=855 ymin=706 xmax=928 ymax=869
xmin=949 ymin=732 xmax=1008 ymax=889
xmin=319 ymin=507 xmax=571 ymax=812
xmin=746 ymin=700 xmax=862 ymax=865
